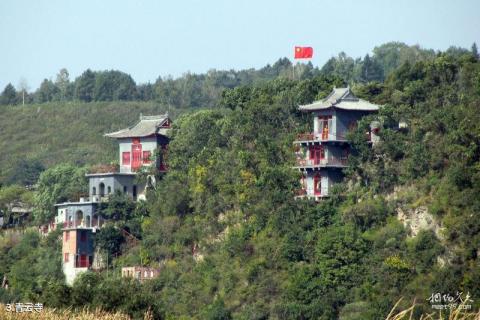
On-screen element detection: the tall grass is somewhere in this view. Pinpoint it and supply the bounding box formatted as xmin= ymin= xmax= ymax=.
xmin=0 ymin=305 xmax=154 ymax=320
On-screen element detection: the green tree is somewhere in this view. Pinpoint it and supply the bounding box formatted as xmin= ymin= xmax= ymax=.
xmin=94 ymin=225 xmax=125 ymax=263
xmin=55 ymin=68 xmax=70 ymax=101
xmin=33 ymin=164 xmax=88 ymax=223
xmin=93 ymin=70 xmax=137 ymax=101
xmin=5 ymin=158 xmax=44 ymax=186
xmin=358 ymin=54 xmax=384 ymax=82
xmin=321 ymin=52 xmax=356 ymax=81
xmin=98 ymin=190 xmax=136 ymax=221
xmin=75 ymin=69 xmax=96 ymax=102
xmin=35 ymin=79 xmax=60 ymax=103
xmin=5 ymin=229 xmax=64 ymax=302
xmin=0 ymin=83 xmax=17 ymax=105
xmin=472 ymin=42 xmax=479 ymax=60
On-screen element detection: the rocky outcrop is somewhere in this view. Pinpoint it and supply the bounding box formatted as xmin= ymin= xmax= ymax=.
xmin=394 ymin=199 xmax=455 ymax=266
xmin=396 ymin=206 xmax=443 ymax=239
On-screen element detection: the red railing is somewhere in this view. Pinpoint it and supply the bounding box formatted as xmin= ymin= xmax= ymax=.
xmin=296 ymin=131 xmax=375 ymax=142
xmin=296 ymin=132 xmax=349 ymax=141
xmin=296 ymin=157 xmax=348 ymax=167
xmin=296 ymin=133 xmax=315 ymax=141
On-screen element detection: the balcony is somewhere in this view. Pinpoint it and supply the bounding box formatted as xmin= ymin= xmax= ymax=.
xmin=294 ymin=132 xmax=372 ymax=144
xmin=294 ymin=132 xmax=348 ymax=144
xmin=294 ymin=190 xmax=329 ymax=200
xmin=294 ymin=157 xmax=348 ymax=169
xmin=63 ymin=219 xmax=102 ymax=229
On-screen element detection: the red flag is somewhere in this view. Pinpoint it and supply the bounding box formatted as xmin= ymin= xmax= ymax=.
xmin=294 ymin=46 xmax=313 ymax=59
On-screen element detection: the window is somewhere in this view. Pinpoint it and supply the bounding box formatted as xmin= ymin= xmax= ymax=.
xmin=123 ymin=186 xmax=128 ymax=193
xmin=107 ymin=186 xmax=112 ymax=194
xmin=99 ymin=183 xmax=105 ymax=196
xmin=92 ymin=187 xmax=96 ymax=195
xmin=122 ymin=152 xmax=131 ymax=165
xmin=64 ymin=253 xmax=69 ymax=262
xmin=80 ymin=231 xmax=87 ymax=242
xmin=65 ymin=231 xmax=70 ymax=241
xmin=143 ymin=151 xmax=152 ymax=164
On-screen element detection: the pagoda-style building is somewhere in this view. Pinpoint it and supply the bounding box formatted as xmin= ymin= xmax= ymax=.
xmin=294 ymin=87 xmax=379 ymax=200
xmin=56 ymin=113 xmax=171 ymax=285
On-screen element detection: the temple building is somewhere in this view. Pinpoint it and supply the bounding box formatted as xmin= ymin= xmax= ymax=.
xmin=56 ymin=113 xmax=171 ymax=284
xmin=294 ymin=87 xmax=379 ymax=199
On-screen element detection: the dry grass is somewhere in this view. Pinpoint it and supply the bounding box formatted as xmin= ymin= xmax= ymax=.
xmin=0 ymin=305 xmax=155 ymax=320
xmin=386 ymin=298 xmax=480 ymax=320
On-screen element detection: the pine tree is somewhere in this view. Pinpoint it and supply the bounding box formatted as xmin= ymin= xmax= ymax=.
xmin=74 ymin=69 xmax=96 ymax=102
xmin=359 ymin=54 xmax=384 ymax=82
xmin=0 ymin=83 xmax=18 ymax=105
xmin=472 ymin=42 xmax=479 ymax=60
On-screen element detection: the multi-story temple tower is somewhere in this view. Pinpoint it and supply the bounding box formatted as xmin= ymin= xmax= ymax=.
xmin=57 ymin=113 xmax=171 ymax=284
xmin=294 ymin=87 xmax=379 ymax=200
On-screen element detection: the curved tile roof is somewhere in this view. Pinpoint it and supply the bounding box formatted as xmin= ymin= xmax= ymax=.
xmin=105 ymin=113 xmax=170 ymax=138
xmin=299 ymin=87 xmax=379 ymax=111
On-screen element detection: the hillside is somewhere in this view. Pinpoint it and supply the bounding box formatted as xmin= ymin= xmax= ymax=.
xmin=0 ymin=101 xmax=187 ymax=184
xmin=0 ymin=44 xmax=479 ymax=319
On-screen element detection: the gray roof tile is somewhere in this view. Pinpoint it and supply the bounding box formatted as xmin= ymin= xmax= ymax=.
xmin=299 ymin=87 xmax=379 ymax=111
xmin=105 ymin=113 xmax=170 ymax=138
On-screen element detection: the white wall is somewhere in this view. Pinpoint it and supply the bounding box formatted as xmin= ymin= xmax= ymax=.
xmin=118 ymin=137 xmax=159 ymax=173
xmin=63 ymin=261 xmax=88 ymax=286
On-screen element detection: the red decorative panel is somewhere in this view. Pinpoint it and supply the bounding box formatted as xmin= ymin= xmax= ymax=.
xmin=122 ymin=152 xmax=131 ymax=165
xmin=131 ymin=143 xmax=142 ymax=171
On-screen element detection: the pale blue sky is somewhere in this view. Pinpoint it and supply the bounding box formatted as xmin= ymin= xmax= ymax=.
xmin=1 ymin=0 xmax=479 ymax=90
